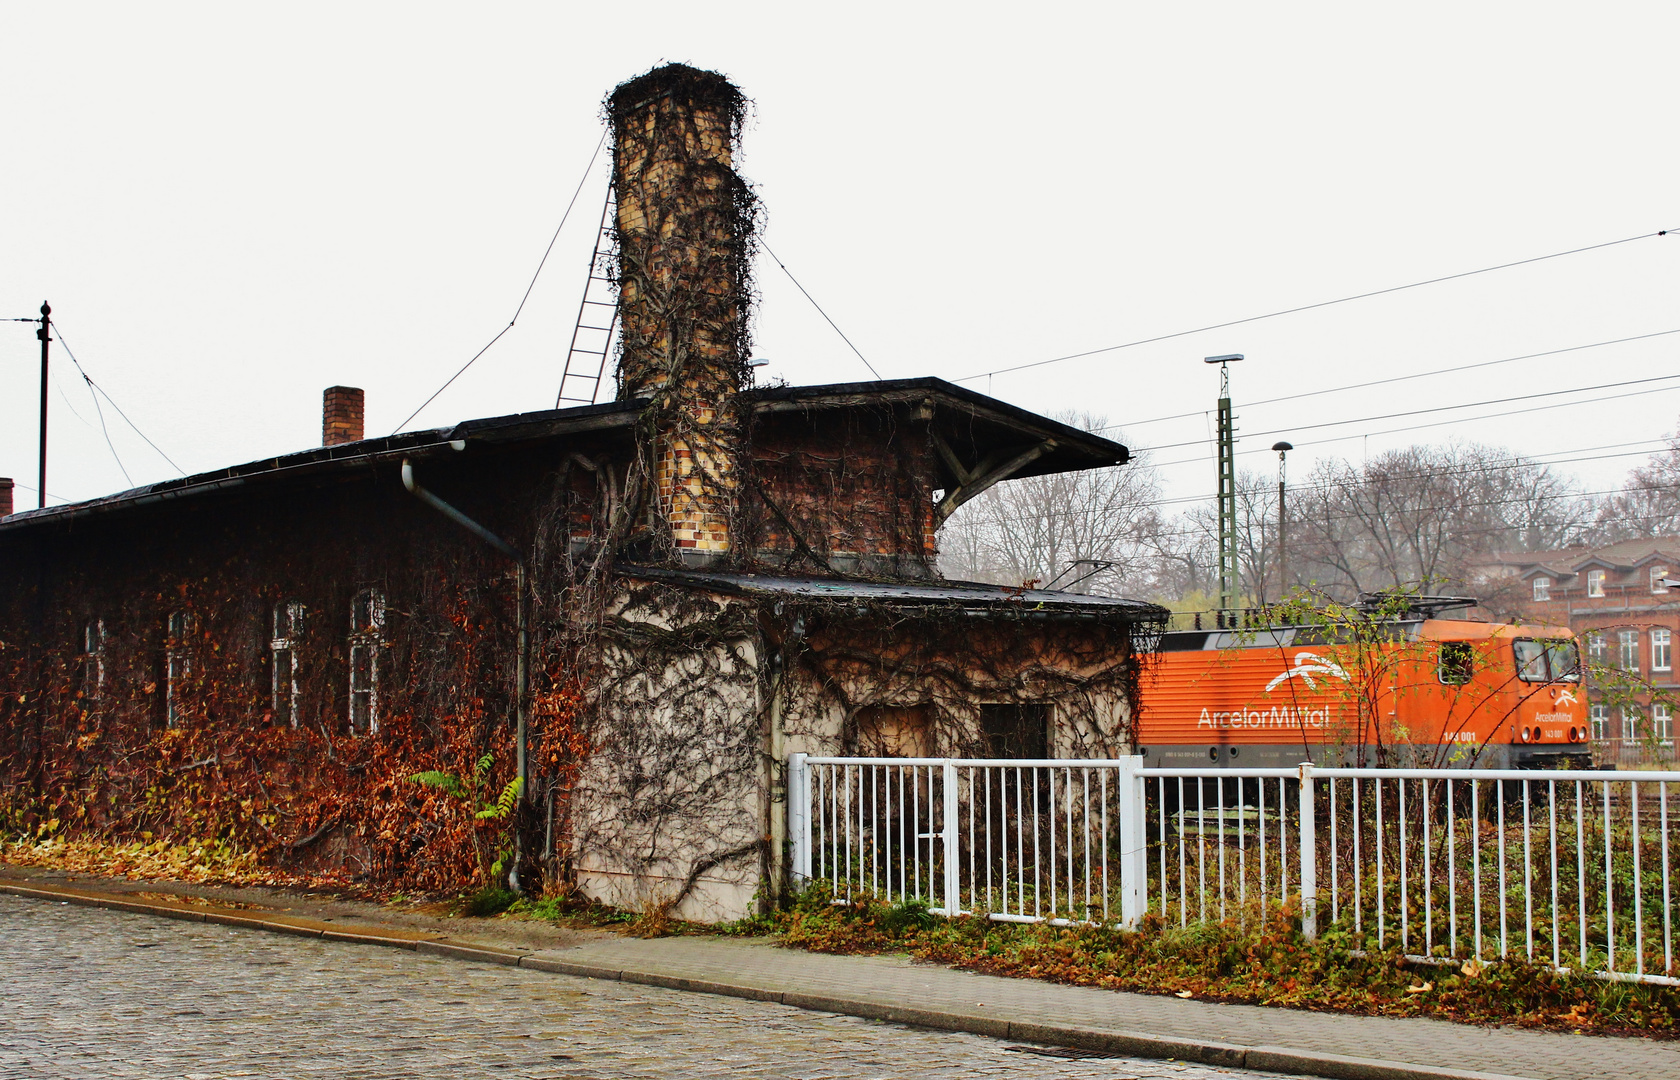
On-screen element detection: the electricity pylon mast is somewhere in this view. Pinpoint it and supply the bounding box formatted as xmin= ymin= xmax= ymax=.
xmin=1206 ymin=354 xmax=1243 ymax=627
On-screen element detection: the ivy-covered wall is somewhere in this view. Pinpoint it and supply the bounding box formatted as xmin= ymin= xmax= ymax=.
xmin=0 ymin=438 xmax=596 ymax=895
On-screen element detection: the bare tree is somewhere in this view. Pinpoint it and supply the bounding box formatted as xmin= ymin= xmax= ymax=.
xmin=939 ymin=412 xmax=1161 ymax=597
xmin=1593 ymin=430 xmax=1680 ymax=541
xmin=1287 ymin=443 xmax=1588 ymax=601
xmin=1179 ymin=468 xmax=1281 ymax=606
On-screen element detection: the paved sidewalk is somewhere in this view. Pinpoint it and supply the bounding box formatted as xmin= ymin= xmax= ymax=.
xmin=3 ymin=866 xmax=1674 ymax=1080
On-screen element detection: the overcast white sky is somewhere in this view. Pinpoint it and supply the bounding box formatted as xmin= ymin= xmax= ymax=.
xmin=3 ymin=2 xmax=1676 ymax=521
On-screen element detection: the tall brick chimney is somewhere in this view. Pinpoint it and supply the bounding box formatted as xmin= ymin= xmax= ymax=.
xmin=608 ymin=64 xmax=756 ymax=560
xmin=0 ymin=478 xmax=12 ymax=518
xmin=323 ymin=386 xmax=365 ymax=446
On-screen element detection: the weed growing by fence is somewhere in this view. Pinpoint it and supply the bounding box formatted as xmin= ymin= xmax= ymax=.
xmin=772 ymin=884 xmax=1680 ymax=1035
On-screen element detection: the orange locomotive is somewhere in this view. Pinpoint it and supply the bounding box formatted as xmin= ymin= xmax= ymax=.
xmin=1139 ymin=597 xmax=1590 ymax=771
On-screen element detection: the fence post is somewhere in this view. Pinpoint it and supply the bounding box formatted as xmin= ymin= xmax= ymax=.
xmin=942 ymin=759 xmax=960 ymax=916
xmin=788 ymin=753 xmax=810 ymax=885
xmin=1298 ymin=760 xmax=1317 ymax=939
xmin=1117 ymin=754 xmax=1146 ymax=928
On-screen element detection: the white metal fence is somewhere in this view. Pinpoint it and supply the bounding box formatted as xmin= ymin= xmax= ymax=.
xmin=787 ymin=754 xmax=1680 ymax=986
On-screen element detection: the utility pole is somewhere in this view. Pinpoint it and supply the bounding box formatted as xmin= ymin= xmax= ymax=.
xmin=1205 ymin=354 xmax=1243 ymax=627
xmin=1272 ymin=441 xmax=1293 ymax=606
xmin=36 ymin=302 xmax=50 ymax=509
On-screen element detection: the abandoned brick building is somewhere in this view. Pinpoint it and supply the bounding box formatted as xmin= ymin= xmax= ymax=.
xmin=0 ymin=64 xmax=1163 ymax=919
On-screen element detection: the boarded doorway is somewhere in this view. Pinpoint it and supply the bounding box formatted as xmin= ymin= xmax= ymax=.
xmin=979 ymin=703 xmax=1049 ymax=759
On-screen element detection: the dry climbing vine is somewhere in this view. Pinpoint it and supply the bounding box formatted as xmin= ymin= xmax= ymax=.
xmin=0 ymin=63 xmax=1164 ymax=920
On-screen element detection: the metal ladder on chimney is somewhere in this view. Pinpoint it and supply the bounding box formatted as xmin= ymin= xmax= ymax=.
xmin=556 ymin=187 xmax=620 ymax=406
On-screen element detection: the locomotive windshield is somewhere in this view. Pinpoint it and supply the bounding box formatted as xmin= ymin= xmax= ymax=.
xmin=1513 ymin=638 xmax=1581 ymax=682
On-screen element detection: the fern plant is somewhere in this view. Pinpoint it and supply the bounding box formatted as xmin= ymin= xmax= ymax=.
xmin=408 ymin=753 xmax=521 ymax=888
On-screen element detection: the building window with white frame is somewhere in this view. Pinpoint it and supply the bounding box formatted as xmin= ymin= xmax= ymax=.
xmin=1654 ymin=703 xmax=1674 ymax=745
xmin=80 ymin=619 xmax=105 ymax=704
xmin=165 ymin=611 xmax=194 ymax=727
xmin=1653 ymin=566 xmax=1670 ymax=595
xmin=348 ymin=589 xmax=384 ymax=734
xmin=1590 ymin=703 xmax=1610 ymax=741
xmin=1532 ymin=576 xmax=1550 ymax=602
xmin=270 ymin=602 xmax=304 ymax=726
xmin=1586 ymin=630 xmax=1607 ymax=667
xmin=1622 ymin=706 xmax=1642 ymax=745
xmin=1653 ymin=628 xmax=1672 ymax=674
xmin=1619 ymin=628 xmax=1640 ymax=672
xmin=1587 ymin=569 xmax=1606 ymax=598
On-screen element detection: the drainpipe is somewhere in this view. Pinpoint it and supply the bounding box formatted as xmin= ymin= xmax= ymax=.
xmin=764 ymin=610 xmax=805 ymax=910
xmin=401 ymin=458 xmax=530 ymax=894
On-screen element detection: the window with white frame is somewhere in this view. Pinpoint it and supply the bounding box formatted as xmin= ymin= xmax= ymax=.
xmin=1532 ymin=576 xmax=1551 ymax=602
xmin=1653 ymin=628 xmax=1672 ymax=673
xmin=270 ymin=602 xmax=304 ymax=726
xmin=165 ymin=611 xmax=194 ymax=727
xmin=1590 ymin=703 xmax=1610 ymax=741
xmin=1437 ymin=641 xmax=1475 ymax=686
xmin=1623 ymin=706 xmax=1642 ymax=745
xmin=1586 ymin=630 xmax=1607 ymax=667
xmin=80 ymin=620 xmax=105 ymax=704
xmin=1619 ymin=628 xmax=1640 ymax=671
xmin=1587 ymin=569 xmax=1606 ymax=598
xmin=1653 ymin=566 xmax=1670 ymax=595
xmin=348 ymin=589 xmax=384 ymax=734
xmin=1655 ymin=703 xmax=1673 ymax=744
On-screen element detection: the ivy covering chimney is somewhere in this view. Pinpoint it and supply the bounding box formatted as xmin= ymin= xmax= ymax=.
xmin=608 ymin=63 xmax=757 ymax=560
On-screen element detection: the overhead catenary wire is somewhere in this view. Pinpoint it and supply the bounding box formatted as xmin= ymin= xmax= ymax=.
xmin=62 ymin=364 xmax=132 ymax=487
xmin=957 ymin=479 xmax=1654 ymax=554
xmin=954 ymin=223 xmax=1673 ymax=384
xmin=1101 ymin=328 xmax=1680 ymax=433
xmin=949 ymin=431 xmax=1680 ymax=531
xmin=1130 ymin=441 xmax=1674 ymax=515
xmin=4 ymin=478 xmax=70 ymax=502
xmin=41 ymin=327 xmax=132 ymax=485
xmin=1139 ymin=380 xmax=1680 ymax=476
xmin=760 ymin=239 xmax=883 ymax=381
xmin=52 ymin=326 xmax=185 ymax=478
xmin=953 ymin=226 xmax=1675 ymax=384
xmin=391 ymin=127 xmax=611 ymax=435
xmin=1137 ymin=370 xmax=1680 ymax=457
xmin=966 ymin=455 xmax=1664 ymax=532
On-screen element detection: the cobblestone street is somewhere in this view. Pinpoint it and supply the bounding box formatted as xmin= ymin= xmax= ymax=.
xmin=0 ymin=895 xmax=1286 ymax=1079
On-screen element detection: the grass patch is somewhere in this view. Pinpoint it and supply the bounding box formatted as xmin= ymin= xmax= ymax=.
xmin=767 ymin=884 xmax=1680 ymax=1037
xmin=462 ymin=886 xmax=517 ymax=917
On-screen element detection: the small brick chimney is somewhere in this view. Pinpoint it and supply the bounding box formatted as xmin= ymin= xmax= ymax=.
xmin=0 ymin=478 xmax=12 ymax=518
xmin=609 ymin=64 xmax=756 ymax=559
xmin=323 ymin=386 xmax=365 ymax=446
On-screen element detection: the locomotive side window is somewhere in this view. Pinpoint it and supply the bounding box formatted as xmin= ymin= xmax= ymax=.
xmin=1513 ymin=640 xmax=1548 ymax=681
xmin=1513 ymin=638 xmax=1580 ymax=682
xmin=1437 ymin=641 xmax=1475 ymax=686
xmin=1547 ymin=641 xmax=1580 ymax=681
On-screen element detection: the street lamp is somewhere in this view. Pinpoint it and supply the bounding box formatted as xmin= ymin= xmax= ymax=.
xmin=1271 ymin=441 xmax=1293 ymax=605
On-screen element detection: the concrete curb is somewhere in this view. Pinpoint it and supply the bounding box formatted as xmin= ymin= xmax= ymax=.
xmin=1 ymin=880 xmax=1537 ymax=1080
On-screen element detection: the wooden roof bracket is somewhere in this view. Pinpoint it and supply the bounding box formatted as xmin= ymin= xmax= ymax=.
xmin=932 ymin=433 xmax=1057 ymax=526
